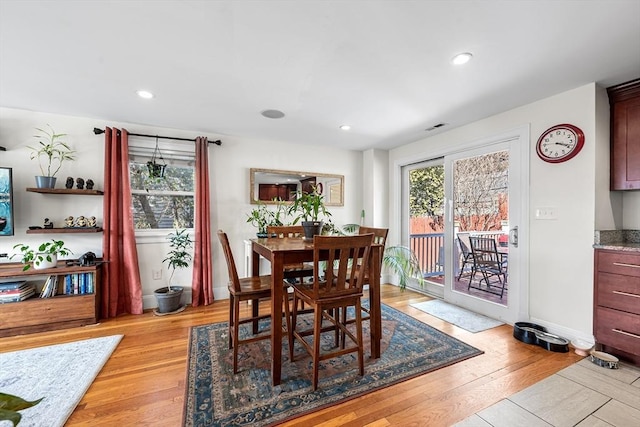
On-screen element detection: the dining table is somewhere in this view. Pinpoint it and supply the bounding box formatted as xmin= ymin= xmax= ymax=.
xmin=251 ymin=236 xmax=382 ymax=386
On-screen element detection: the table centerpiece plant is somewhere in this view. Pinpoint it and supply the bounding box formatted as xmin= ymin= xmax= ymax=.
xmin=288 ymin=186 xmax=332 ymax=240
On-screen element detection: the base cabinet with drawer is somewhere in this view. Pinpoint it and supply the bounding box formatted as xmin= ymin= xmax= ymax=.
xmin=594 ymin=249 xmax=640 ymax=365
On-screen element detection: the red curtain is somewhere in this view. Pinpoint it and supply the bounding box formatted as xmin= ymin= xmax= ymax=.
xmin=101 ymin=127 xmax=143 ymax=317
xmin=191 ymin=136 xmax=214 ymax=306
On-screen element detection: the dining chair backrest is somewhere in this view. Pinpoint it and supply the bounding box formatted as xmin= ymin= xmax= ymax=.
xmin=469 ymin=236 xmax=503 ymax=269
xmin=311 ymin=234 xmax=373 ymax=300
xmin=358 ymin=226 xmax=388 ymax=250
xmin=217 ymin=230 xmax=241 ymax=292
xmin=457 ymin=232 xmax=472 ymax=257
xmin=267 ymin=225 xmax=304 ymax=238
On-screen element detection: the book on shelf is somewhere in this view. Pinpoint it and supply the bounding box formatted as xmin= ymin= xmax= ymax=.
xmin=0 ymin=283 xmax=35 ymax=303
xmin=0 ymin=280 xmax=28 ymax=291
xmin=63 ymin=272 xmax=94 ymax=295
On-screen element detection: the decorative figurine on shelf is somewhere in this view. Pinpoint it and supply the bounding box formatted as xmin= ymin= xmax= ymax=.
xmin=76 ymin=216 xmax=87 ymax=227
xmin=65 ymin=216 xmax=74 ymax=227
xmin=86 ymin=179 xmax=94 ymax=190
xmin=88 ymin=216 xmax=97 ymax=227
xmin=43 ymin=218 xmax=54 ymax=229
xmin=65 ymin=177 xmax=74 ymax=189
xmin=76 ymin=177 xmax=85 ymax=190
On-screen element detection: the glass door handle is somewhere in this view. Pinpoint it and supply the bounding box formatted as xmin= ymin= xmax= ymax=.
xmin=509 ymin=226 xmax=518 ymax=248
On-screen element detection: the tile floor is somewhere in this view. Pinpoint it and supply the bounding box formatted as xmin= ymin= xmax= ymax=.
xmin=455 ymin=358 xmax=640 ymax=427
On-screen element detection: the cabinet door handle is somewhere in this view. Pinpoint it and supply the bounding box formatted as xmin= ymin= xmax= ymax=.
xmin=612 ymin=262 xmax=640 ymax=269
xmin=612 ymin=290 xmax=640 ymax=299
xmin=612 ymin=329 xmax=640 ymax=340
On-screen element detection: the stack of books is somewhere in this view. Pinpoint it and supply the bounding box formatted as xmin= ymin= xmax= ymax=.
xmin=0 ymin=280 xmax=36 ymax=303
xmin=40 ymin=275 xmax=59 ymax=298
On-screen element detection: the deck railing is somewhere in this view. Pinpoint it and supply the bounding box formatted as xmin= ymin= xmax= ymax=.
xmin=409 ymin=231 xmax=504 ymax=277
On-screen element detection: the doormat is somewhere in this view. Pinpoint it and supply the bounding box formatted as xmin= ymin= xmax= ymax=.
xmin=0 ymin=335 xmax=123 ymax=427
xmin=411 ymin=299 xmax=504 ymax=333
xmin=183 ymin=303 xmax=483 ymax=426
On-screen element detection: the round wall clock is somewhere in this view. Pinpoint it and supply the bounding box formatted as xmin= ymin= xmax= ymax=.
xmin=536 ymin=124 xmax=585 ymax=163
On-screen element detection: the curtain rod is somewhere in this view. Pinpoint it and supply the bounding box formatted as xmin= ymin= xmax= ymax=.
xmin=92 ymin=127 xmax=222 ymax=146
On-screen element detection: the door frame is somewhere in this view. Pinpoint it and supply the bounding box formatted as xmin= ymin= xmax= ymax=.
xmin=395 ymin=125 xmax=530 ymax=324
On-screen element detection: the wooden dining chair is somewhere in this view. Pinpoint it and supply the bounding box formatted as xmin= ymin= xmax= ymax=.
xmin=288 ymin=234 xmax=373 ymax=390
xmin=217 ymin=229 xmax=291 ymax=373
xmin=339 ymin=226 xmax=388 ymax=330
xmin=469 ymin=236 xmax=508 ymax=298
xmin=267 ymin=225 xmax=315 ymax=282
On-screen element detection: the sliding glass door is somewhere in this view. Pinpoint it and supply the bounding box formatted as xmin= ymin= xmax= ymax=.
xmin=402 ymin=128 xmax=528 ymax=324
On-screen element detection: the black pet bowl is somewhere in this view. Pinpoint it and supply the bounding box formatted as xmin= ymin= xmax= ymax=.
xmin=513 ymin=322 xmax=546 ymax=344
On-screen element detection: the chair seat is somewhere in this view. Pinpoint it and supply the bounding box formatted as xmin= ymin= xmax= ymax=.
xmin=229 ymin=274 xmax=272 ymax=299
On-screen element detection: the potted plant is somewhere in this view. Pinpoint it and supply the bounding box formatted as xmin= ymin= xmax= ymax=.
xmin=28 ymin=125 xmax=75 ymax=189
xmin=382 ymin=246 xmax=426 ymax=290
xmin=0 ymin=392 xmax=43 ymax=426
xmin=246 ymin=200 xmax=287 ymax=237
xmin=12 ymin=239 xmax=73 ymax=271
xmin=155 ymin=229 xmax=192 ymax=314
xmin=288 ymin=187 xmax=332 ymax=240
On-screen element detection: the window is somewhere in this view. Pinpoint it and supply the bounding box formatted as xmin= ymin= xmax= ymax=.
xmin=128 ymin=139 xmax=195 ymax=231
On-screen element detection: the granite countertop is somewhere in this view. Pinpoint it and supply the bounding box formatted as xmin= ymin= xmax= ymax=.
xmin=593 ymin=229 xmax=640 ymax=252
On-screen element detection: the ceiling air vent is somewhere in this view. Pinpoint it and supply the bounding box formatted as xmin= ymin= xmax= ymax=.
xmin=425 ymin=123 xmax=447 ymax=131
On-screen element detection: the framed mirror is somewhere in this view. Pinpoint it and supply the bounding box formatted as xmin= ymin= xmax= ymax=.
xmin=250 ymin=168 xmax=344 ymax=206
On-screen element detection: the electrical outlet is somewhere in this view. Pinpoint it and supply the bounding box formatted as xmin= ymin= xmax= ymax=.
xmin=534 ymin=207 xmax=557 ymax=220
xmin=152 ymin=269 xmax=162 ymax=280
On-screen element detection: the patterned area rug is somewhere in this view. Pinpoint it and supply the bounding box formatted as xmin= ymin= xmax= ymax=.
xmin=183 ymin=303 xmax=483 ymax=426
xmin=0 ymin=335 xmax=123 ymax=427
xmin=411 ymin=300 xmax=504 ymax=333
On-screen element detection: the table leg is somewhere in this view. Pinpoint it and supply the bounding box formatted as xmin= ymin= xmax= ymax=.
xmin=369 ymin=245 xmax=382 ymax=359
xmin=270 ymin=253 xmax=284 ymax=386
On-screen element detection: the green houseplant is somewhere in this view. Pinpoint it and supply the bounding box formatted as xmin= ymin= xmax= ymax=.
xmin=28 ymin=125 xmax=75 ymax=189
xmin=0 ymin=392 xmax=43 ymax=426
xmin=156 ymin=229 xmax=192 ymax=314
xmin=288 ymin=187 xmax=332 ymax=240
xmin=12 ymin=240 xmax=73 ymax=271
xmin=382 ymin=246 xmax=426 ymax=290
xmin=246 ymin=201 xmax=287 ymax=237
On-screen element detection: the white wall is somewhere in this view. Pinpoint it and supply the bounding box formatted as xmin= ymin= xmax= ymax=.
xmin=388 ymin=83 xmax=613 ymax=341
xmin=0 ymin=107 xmax=364 ymax=309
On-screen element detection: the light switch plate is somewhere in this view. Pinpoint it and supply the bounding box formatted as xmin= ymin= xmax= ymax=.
xmin=535 ymin=207 xmax=557 ymax=220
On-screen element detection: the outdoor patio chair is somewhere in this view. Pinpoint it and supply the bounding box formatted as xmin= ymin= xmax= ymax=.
xmin=457 ymin=233 xmax=475 ymax=282
xmin=469 ymin=236 xmax=508 ymax=298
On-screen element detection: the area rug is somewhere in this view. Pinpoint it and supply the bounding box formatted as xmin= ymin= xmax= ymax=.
xmin=411 ymin=299 xmax=503 ymax=333
xmin=0 ymin=335 xmax=123 ymax=427
xmin=183 ymin=303 xmax=482 ymax=426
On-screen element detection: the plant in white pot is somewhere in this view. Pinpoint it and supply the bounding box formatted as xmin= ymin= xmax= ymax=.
xmin=28 ymin=125 xmax=75 ymax=189
xmin=12 ymin=239 xmax=73 ymax=271
xmin=156 ymin=229 xmax=192 ymax=314
xmin=288 ymin=187 xmax=332 ymax=240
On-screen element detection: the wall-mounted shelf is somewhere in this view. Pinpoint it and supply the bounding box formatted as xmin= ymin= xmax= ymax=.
xmin=27 ymin=227 xmax=103 ymax=234
xmin=26 ymin=188 xmax=104 ymax=195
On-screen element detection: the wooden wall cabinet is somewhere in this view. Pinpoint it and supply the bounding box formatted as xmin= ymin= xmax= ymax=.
xmin=593 ymin=249 xmax=640 ymax=365
xmin=607 ymin=78 xmax=640 ymax=190
xmin=0 ymin=262 xmax=102 ymax=337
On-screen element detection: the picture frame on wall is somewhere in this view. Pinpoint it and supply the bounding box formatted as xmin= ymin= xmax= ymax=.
xmin=0 ymin=167 xmax=14 ymax=236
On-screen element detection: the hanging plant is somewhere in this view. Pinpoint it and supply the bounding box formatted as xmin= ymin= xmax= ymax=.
xmin=146 ymin=137 xmax=166 ymax=179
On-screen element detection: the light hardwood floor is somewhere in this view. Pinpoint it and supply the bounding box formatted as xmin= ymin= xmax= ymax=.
xmin=0 ymin=285 xmax=584 ymax=426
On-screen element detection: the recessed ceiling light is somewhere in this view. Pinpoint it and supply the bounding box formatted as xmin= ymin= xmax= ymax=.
xmin=261 ymin=109 xmax=285 ymax=119
xmin=451 ymin=52 xmax=473 ymax=65
xmin=136 ymin=90 xmax=154 ymax=99
xmin=340 ymin=125 xmax=351 ymax=131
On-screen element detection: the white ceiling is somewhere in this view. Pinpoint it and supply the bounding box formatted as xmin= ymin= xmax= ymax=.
xmin=1 ymin=0 xmax=639 ymax=151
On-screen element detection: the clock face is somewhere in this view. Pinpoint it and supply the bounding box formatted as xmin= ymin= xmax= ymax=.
xmin=536 ymin=124 xmax=584 ymax=163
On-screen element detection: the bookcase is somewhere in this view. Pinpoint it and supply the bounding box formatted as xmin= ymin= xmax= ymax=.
xmin=0 ymin=261 xmax=102 ymax=337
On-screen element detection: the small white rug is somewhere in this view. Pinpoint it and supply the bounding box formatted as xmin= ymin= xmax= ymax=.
xmin=411 ymin=300 xmax=503 ymax=333
xmin=0 ymin=335 xmax=123 ymax=427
